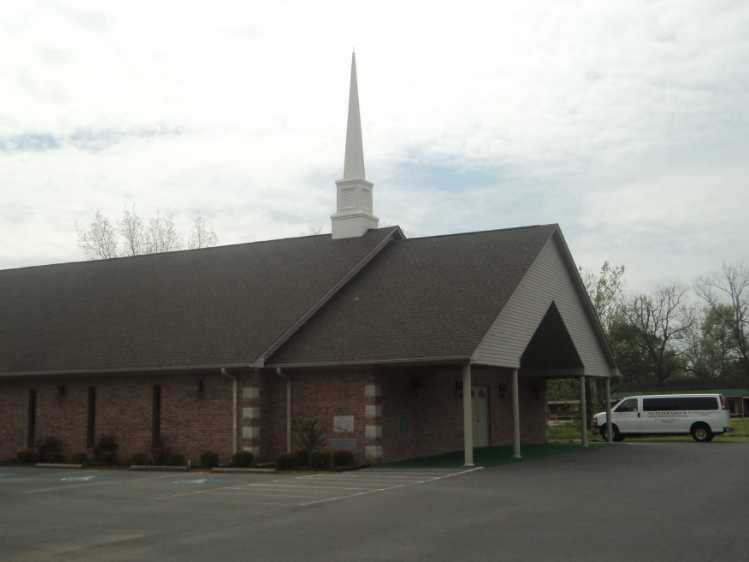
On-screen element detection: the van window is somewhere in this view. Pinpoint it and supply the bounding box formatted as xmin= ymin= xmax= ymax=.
xmin=615 ymin=398 xmax=638 ymax=412
xmin=643 ymin=397 xmax=718 ymax=411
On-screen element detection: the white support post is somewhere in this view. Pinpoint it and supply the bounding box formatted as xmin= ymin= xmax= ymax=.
xmin=286 ymin=375 xmax=292 ymax=454
xmin=462 ymin=364 xmax=474 ymax=467
xmin=580 ymin=375 xmax=589 ymax=448
xmin=512 ymin=368 xmax=521 ymax=460
xmin=605 ymin=377 xmax=613 ymax=443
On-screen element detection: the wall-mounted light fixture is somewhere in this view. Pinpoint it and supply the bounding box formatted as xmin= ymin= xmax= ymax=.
xmin=197 ymin=379 xmax=205 ymax=397
xmin=455 ymin=381 xmax=463 ymax=398
xmin=497 ymin=383 xmax=507 ymax=399
xmin=57 ymin=385 xmax=66 ymax=398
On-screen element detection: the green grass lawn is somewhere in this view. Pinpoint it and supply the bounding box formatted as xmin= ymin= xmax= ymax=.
xmin=547 ymin=417 xmax=749 ymax=443
xmin=383 ymin=443 xmax=601 ymax=469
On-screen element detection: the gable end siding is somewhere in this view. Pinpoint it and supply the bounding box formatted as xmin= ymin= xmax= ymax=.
xmin=472 ymin=237 xmax=611 ymax=376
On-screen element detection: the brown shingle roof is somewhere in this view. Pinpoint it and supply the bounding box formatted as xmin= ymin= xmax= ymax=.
xmin=0 ymin=227 xmax=398 ymax=374
xmin=269 ymin=224 xmax=559 ymax=366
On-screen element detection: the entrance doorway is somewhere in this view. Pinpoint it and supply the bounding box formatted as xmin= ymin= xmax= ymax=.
xmin=471 ymin=386 xmax=489 ymax=447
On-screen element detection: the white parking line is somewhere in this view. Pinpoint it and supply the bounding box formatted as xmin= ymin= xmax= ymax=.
xmin=298 ymin=466 xmax=485 ymax=507
xmin=23 ymin=473 xmax=175 ymax=495
xmin=158 ymin=466 xmax=485 ymax=506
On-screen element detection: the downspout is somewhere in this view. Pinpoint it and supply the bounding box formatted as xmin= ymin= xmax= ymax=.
xmin=276 ymin=368 xmax=292 ymax=454
xmin=221 ymin=368 xmax=238 ymax=455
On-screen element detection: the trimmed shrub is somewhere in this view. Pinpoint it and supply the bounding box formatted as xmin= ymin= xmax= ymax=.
xmin=231 ymin=450 xmax=255 ymax=468
xmin=333 ymin=450 xmax=355 ymax=467
xmin=200 ymin=451 xmax=219 ymax=469
xmin=94 ymin=434 xmax=118 ymax=465
xmin=309 ymin=448 xmax=333 ymax=469
xmin=293 ymin=449 xmax=309 ymax=467
xmin=275 ymin=453 xmax=299 ymax=470
xmin=165 ymin=453 xmax=186 ymax=467
xmin=37 ymin=437 xmax=64 ymax=463
xmin=16 ymin=449 xmax=38 ymax=464
xmin=130 ymin=453 xmax=151 ymax=466
xmin=72 ymin=452 xmax=89 ymax=466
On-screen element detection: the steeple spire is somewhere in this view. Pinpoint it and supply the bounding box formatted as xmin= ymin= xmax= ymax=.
xmin=331 ymin=53 xmax=379 ymax=239
xmin=343 ymin=52 xmax=366 ymax=180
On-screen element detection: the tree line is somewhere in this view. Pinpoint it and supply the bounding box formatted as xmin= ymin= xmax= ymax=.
xmin=581 ymin=261 xmax=749 ymax=393
xmin=78 ymin=208 xmax=218 ymax=259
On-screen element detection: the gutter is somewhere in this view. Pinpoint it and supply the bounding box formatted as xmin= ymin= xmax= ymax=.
xmin=267 ymin=355 xmax=469 ymax=370
xmin=221 ymin=368 xmax=238 ymax=455
xmin=275 ymin=368 xmax=292 ymax=454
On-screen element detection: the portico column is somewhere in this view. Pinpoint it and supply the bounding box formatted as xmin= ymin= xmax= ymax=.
xmin=512 ymin=368 xmax=521 ymax=459
xmin=462 ymin=364 xmax=474 ymax=467
xmin=605 ymin=377 xmax=613 ymax=443
xmin=580 ymin=375 xmax=589 ymax=448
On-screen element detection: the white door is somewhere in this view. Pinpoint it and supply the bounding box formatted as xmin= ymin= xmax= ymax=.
xmin=471 ymin=386 xmax=489 ymax=447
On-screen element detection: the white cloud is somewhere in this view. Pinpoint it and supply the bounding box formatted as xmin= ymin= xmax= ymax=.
xmin=1 ymin=0 xmax=748 ymax=291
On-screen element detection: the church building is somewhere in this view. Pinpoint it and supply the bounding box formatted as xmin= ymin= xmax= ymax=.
xmin=0 ymin=55 xmax=617 ymax=467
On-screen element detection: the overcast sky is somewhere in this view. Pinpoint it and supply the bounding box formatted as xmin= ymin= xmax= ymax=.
xmin=1 ymin=0 xmax=747 ymax=291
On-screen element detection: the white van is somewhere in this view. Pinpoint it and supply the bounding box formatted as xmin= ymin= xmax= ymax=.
xmin=592 ymin=394 xmax=731 ymax=442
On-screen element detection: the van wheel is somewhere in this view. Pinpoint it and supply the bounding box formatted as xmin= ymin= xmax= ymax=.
xmin=600 ymin=423 xmax=622 ymax=442
xmin=691 ymin=423 xmax=713 ymax=443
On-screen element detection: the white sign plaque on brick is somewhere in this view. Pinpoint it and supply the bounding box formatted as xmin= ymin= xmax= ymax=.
xmin=333 ymin=415 xmax=355 ymax=433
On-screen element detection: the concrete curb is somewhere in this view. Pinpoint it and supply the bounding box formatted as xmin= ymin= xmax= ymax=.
xmin=35 ymin=463 xmax=84 ymax=469
xmin=128 ymin=465 xmax=189 ymax=472
xmin=211 ymin=467 xmax=276 ymax=474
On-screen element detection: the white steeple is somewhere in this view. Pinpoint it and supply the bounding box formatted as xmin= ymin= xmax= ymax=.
xmin=331 ymin=52 xmax=379 ymax=239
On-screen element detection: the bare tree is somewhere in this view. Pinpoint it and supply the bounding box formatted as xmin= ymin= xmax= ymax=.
xmin=78 ymin=211 xmax=118 ymax=259
xmin=78 ymin=208 xmax=218 ymax=259
xmin=696 ymin=263 xmax=749 ymax=379
xmin=188 ymin=215 xmax=218 ymax=249
xmin=119 ymin=207 xmax=146 ymax=257
xmin=146 ymin=212 xmax=181 ymax=254
xmin=621 ymin=285 xmax=694 ymax=383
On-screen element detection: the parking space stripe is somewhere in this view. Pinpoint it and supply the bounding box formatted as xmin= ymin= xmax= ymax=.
xmin=297 ymin=466 xmax=484 ymax=507
xmin=156 ymin=466 xmax=484 ymax=505
xmin=220 ymin=489 xmax=321 ymax=499
xmin=23 ymin=473 xmax=175 ymax=495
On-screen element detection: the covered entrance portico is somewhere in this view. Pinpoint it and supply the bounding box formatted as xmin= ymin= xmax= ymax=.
xmin=461 ymin=302 xmax=615 ymax=466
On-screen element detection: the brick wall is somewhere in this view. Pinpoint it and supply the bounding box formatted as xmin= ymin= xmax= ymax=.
xmin=379 ymin=366 xmax=547 ymax=463
xmin=0 ymin=365 xmax=548 ymax=466
xmin=276 ymin=368 xmax=374 ymax=464
xmin=0 ymin=372 xmax=236 ymax=465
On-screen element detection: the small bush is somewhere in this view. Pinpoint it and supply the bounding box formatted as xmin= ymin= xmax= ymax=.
xmin=275 ymin=453 xmax=299 ymax=470
xmin=309 ymin=448 xmax=333 ymax=469
xmin=94 ymin=434 xmax=118 ymax=465
xmin=231 ymin=450 xmax=255 ymax=468
xmin=72 ymin=452 xmax=89 ymax=466
xmin=293 ymin=449 xmax=309 ymax=467
xmin=200 ymin=451 xmax=219 ymax=468
xmin=130 ymin=453 xmax=151 ymax=466
xmin=333 ymin=450 xmax=355 ymax=467
xmin=165 ymin=453 xmax=186 ymax=467
xmin=16 ymin=449 xmax=38 ymax=464
xmin=295 ymin=419 xmax=327 ymax=458
xmin=37 ymin=437 xmax=64 ymax=463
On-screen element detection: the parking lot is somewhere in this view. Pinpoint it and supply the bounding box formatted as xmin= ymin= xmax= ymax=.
xmin=1 ymin=443 xmax=747 ymax=562
xmin=0 ymin=465 xmax=480 ymax=508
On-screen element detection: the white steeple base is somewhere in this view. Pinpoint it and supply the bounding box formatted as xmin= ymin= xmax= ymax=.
xmin=331 ymin=212 xmax=379 ymax=239
xmin=332 ymin=178 xmax=379 ymax=239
